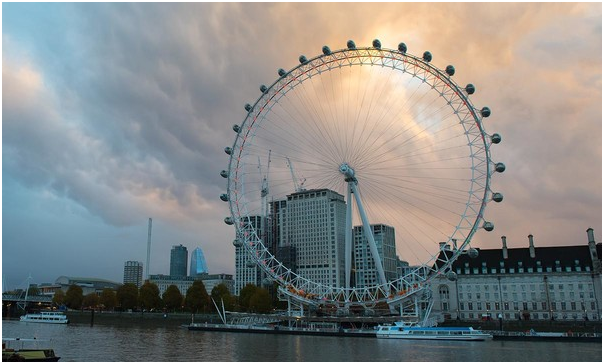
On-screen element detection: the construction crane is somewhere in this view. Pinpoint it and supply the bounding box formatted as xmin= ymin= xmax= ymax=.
xmin=286 ymin=157 xmax=306 ymax=193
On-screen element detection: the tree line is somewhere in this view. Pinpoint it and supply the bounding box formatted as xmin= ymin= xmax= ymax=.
xmin=52 ymin=282 xmax=275 ymax=314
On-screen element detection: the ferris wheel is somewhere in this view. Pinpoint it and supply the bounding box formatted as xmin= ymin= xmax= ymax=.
xmin=221 ymin=39 xmax=504 ymax=310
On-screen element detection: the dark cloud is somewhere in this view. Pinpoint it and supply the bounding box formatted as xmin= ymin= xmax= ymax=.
xmin=2 ymin=3 xmax=601 ymax=285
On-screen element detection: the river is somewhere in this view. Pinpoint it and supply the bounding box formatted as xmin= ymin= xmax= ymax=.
xmin=2 ymin=320 xmax=601 ymax=361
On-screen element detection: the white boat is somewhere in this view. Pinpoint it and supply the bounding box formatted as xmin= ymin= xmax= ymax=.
xmin=20 ymin=312 xmax=69 ymax=324
xmin=376 ymin=323 xmax=492 ymax=341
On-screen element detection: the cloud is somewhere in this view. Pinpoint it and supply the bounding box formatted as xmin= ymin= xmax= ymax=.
xmin=2 ymin=3 xmax=601 ymax=284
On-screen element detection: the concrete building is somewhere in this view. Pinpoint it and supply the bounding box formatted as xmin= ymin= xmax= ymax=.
xmin=283 ymin=189 xmax=347 ymax=287
xmin=190 ymin=247 xmax=209 ymax=277
xmin=234 ymin=215 xmax=263 ymax=295
xmin=170 ymin=244 xmax=188 ymax=277
xmin=353 ymin=224 xmax=397 ymax=287
xmin=430 ymin=229 xmax=602 ymax=322
xmin=54 ymin=276 xmax=121 ymax=296
xmin=123 ymin=261 xmax=143 ymax=288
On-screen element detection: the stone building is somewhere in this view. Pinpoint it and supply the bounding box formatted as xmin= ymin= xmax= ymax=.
xmin=430 ymin=228 xmax=602 ymax=322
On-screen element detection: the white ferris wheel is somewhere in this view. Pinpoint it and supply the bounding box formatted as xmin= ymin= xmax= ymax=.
xmin=221 ymin=39 xmax=504 ymax=312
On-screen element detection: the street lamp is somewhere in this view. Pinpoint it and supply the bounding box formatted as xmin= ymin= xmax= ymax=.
xmin=498 ymin=313 xmax=503 ymax=331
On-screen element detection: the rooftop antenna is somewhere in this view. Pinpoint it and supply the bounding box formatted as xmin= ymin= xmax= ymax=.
xmin=146 ymin=218 xmax=152 ymax=281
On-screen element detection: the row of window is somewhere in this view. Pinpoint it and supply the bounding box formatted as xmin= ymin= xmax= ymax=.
xmin=455 ymin=300 xmax=598 ymax=312
xmin=457 ymin=283 xmax=594 ymax=292
xmin=457 ymin=265 xmax=592 ymax=275
xmin=459 ymin=312 xmax=599 ymax=320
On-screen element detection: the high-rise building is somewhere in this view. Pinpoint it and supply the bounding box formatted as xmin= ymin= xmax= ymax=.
xmin=123 ymin=261 xmax=143 ymax=288
xmin=190 ymin=247 xmax=209 ymax=277
xmin=234 ymin=215 xmax=263 ymax=295
xmin=353 ymin=224 xmax=398 ymax=287
xmin=170 ymin=245 xmax=188 ymax=277
xmin=283 ymin=189 xmax=346 ymax=287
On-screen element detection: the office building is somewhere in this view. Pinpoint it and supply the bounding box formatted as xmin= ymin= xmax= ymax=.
xmin=170 ymin=244 xmax=188 ymax=277
xmin=283 ymin=189 xmax=346 ymax=287
xmin=234 ymin=215 xmax=263 ymax=295
xmin=353 ymin=224 xmax=397 ymax=287
xmin=123 ymin=261 xmax=144 ymax=288
xmin=430 ymin=229 xmax=602 ymax=322
xmin=190 ymin=247 xmax=209 ymax=277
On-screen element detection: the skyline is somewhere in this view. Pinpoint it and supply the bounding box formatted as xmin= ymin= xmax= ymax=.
xmin=2 ymin=3 xmax=602 ymax=289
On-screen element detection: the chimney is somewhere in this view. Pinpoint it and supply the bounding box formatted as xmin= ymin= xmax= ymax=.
xmin=528 ymin=234 xmax=535 ymax=258
xmin=587 ymin=228 xmax=600 ymax=270
xmin=501 ymin=236 xmax=508 ymax=259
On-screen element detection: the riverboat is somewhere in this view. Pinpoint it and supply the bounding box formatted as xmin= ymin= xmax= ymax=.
xmin=2 ymin=338 xmax=60 ymax=362
xmin=20 ymin=311 xmax=69 ymax=324
xmin=376 ymin=323 xmax=492 ymax=341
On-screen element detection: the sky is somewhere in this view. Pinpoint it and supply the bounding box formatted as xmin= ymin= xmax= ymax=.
xmin=2 ymin=3 xmax=602 ymax=289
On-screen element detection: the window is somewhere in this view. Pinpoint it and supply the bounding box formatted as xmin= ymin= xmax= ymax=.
xmin=468 ymin=302 xmax=473 ymax=310
xmin=571 ymin=302 xmax=576 ymax=310
xmin=439 ymin=285 xmax=450 ymax=300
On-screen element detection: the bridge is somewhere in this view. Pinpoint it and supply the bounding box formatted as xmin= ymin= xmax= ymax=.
xmin=2 ymin=293 xmax=53 ymax=304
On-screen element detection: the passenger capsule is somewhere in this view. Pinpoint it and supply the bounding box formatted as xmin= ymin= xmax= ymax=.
xmin=224 ymin=147 xmax=232 ymax=155
xmin=220 ymin=170 xmax=228 ymax=178
xmin=246 ymin=260 xmax=256 ymax=268
xmin=220 ymin=193 xmax=229 ymax=202
xmin=446 ymin=271 xmax=458 ymax=281
xmin=468 ymin=248 xmax=480 ymax=258
xmin=224 ymin=217 xmax=234 ymax=225
xmin=481 ymin=107 xmax=491 ymax=118
xmin=423 ymin=51 xmax=432 ymax=62
xmin=347 ymin=40 xmax=356 ymax=49
xmin=492 ymin=192 xmax=504 ymax=203
xmin=322 ymin=45 xmax=331 ymax=55
xmin=372 ymin=39 xmax=381 ymax=49
xmin=262 ymin=278 xmax=272 ymax=285
xmin=465 ymin=84 xmax=476 ymax=95
xmin=445 ymin=65 xmax=455 ymax=76
xmin=483 ymin=222 xmax=494 ymax=232
xmin=233 ymin=239 xmax=243 ymax=247
xmin=495 ymin=162 xmax=506 ymax=173
xmin=398 ymin=42 xmax=407 ymax=53
xmin=244 ymin=103 xmax=252 ymax=112
xmin=278 ymin=68 xmax=287 ymax=77
xmin=299 ymin=55 xmax=308 ymax=64
xmin=491 ymin=133 xmax=502 ymax=144
xmin=260 ymin=85 xmax=268 ymax=93
xmin=232 ymin=124 xmax=240 ymax=133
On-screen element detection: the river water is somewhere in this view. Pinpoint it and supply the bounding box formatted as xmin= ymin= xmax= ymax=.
xmin=2 ymin=320 xmax=601 ymax=362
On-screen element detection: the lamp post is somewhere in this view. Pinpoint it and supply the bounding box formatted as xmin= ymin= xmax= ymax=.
xmin=498 ymin=313 xmax=503 ymax=331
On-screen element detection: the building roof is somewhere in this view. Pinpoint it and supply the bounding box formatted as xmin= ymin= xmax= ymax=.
xmin=437 ymin=243 xmax=601 ymax=275
xmin=55 ymin=276 xmax=122 ymax=289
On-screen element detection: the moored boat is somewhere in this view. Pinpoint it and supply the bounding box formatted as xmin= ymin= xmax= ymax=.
xmin=2 ymin=338 xmax=60 ymax=362
xmin=20 ymin=311 xmax=69 ymax=324
xmin=376 ymin=323 xmax=492 ymax=341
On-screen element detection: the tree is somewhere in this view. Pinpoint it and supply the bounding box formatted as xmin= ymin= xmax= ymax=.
xmin=139 ymin=281 xmax=162 ymax=311
xmin=211 ymin=283 xmax=235 ymax=311
xmin=185 ymin=280 xmax=210 ymax=314
xmin=238 ymin=284 xmax=258 ymax=312
xmin=82 ymin=292 xmax=100 ymax=309
xmin=52 ymin=289 xmax=65 ymax=306
xmin=116 ymin=283 xmax=139 ymax=310
xmin=99 ymin=288 xmax=117 ymax=311
xmin=162 ymin=285 xmax=183 ymax=312
xmin=249 ymin=287 xmax=272 ymax=313
xmin=65 ymin=285 xmax=84 ymax=310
